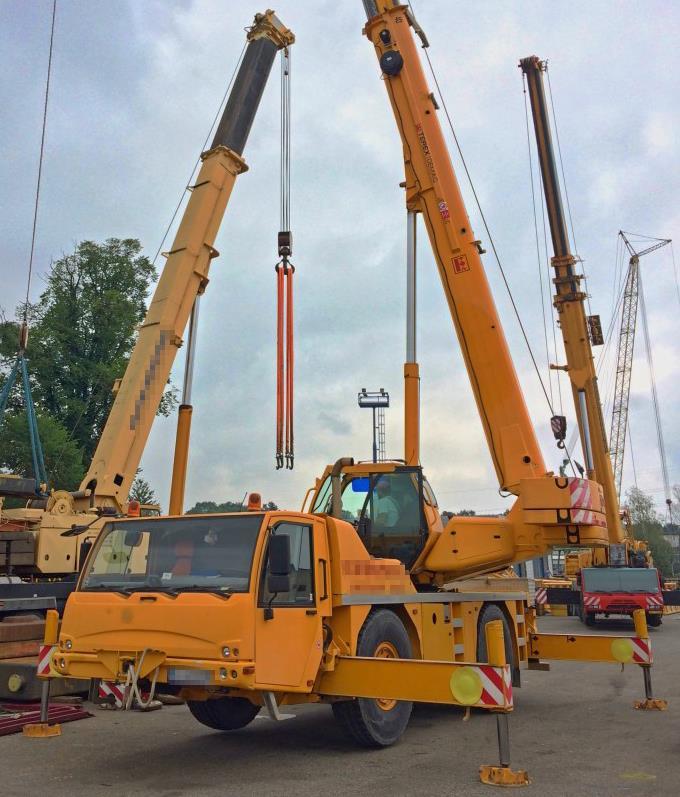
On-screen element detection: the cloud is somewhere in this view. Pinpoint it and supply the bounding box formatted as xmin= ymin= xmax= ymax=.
xmin=1 ymin=1 xmax=678 ymax=513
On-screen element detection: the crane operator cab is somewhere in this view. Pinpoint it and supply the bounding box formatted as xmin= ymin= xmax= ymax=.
xmin=309 ymin=461 xmax=443 ymax=571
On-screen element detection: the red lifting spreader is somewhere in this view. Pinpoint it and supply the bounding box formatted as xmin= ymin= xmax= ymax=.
xmin=275 ymin=232 xmax=294 ymax=470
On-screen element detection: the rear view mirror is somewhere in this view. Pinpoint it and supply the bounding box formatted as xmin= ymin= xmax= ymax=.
xmin=124 ymin=529 xmax=143 ymax=548
xmin=267 ymin=533 xmax=291 ymax=594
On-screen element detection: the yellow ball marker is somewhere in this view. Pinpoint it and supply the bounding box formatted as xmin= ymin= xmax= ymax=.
xmin=610 ymin=638 xmax=634 ymax=664
xmin=450 ymin=666 xmax=483 ymax=706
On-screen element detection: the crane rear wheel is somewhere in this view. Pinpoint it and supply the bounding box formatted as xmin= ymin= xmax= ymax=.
xmin=477 ymin=604 xmax=519 ymax=685
xmin=332 ymin=609 xmax=413 ymax=747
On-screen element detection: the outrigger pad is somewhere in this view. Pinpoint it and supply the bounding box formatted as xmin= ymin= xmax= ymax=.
xmin=0 ymin=475 xmax=41 ymax=499
xmin=634 ymin=698 xmax=668 ymax=711
xmin=479 ymin=765 xmax=531 ymax=787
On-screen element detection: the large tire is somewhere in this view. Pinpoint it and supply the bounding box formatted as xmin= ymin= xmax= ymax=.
xmin=476 ymin=604 xmax=519 ymax=686
xmin=332 ymin=609 xmax=413 ymax=748
xmin=187 ymin=696 xmax=260 ymax=731
xmin=646 ymin=612 xmax=662 ymax=628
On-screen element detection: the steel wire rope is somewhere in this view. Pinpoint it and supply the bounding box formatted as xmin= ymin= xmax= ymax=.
xmin=671 ymin=243 xmax=680 ymax=314
xmin=522 ymin=73 xmax=553 ymax=408
xmin=536 ymin=133 xmax=565 ymax=417
xmin=638 ymin=272 xmax=672 ymax=516
xmin=408 ymin=3 xmax=577 ymax=476
xmin=150 ymin=40 xmax=248 ymax=266
xmin=545 ymin=64 xmax=593 ymax=318
xmin=23 ymin=0 xmax=57 ymax=328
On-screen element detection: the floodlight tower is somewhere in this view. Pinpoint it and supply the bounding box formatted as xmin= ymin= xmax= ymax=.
xmin=358 ymin=388 xmax=390 ymax=463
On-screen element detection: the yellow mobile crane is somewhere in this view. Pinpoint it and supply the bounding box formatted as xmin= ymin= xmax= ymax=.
xmin=44 ymin=4 xmax=665 ymax=766
xmin=0 ymin=10 xmax=294 ymax=582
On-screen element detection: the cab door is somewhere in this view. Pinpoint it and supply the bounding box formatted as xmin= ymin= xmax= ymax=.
xmin=254 ymin=519 xmax=328 ymax=689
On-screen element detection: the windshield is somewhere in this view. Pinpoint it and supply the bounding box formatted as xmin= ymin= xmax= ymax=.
xmin=582 ymin=568 xmax=659 ymax=594
xmin=80 ymin=514 xmax=264 ymax=594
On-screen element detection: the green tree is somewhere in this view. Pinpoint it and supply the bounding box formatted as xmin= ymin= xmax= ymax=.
xmin=0 ymin=412 xmax=83 ymax=491
xmin=625 ymin=486 xmax=675 ymax=577
xmin=0 ymin=239 xmax=176 ymax=480
xmin=129 ymin=468 xmax=158 ymax=507
xmin=186 ymin=499 xmax=278 ymax=514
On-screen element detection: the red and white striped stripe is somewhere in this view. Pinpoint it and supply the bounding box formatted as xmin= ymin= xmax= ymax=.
xmin=631 ymin=637 xmax=652 ymax=664
xmin=36 ymin=644 xmax=57 ymax=677
xmin=477 ymin=665 xmax=513 ymax=709
xmin=98 ymin=681 xmax=126 ymax=707
xmin=535 ymin=588 xmax=548 ymax=605
xmin=646 ymin=595 xmax=664 ymax=609
xmin=567 ymin=478 xmax=606 ymax=526
xmin=583 ymin=596 xmax=600 ymax=609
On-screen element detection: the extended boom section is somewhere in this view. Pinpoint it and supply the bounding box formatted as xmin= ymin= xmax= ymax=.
xmin=520 ymin=56 xmax=623 ymax=545
xmin=81 ymin=12 xmax=294 ymax=511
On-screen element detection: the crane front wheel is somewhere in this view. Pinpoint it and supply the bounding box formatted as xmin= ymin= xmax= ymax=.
xmin=332 ymin=609 xmax=413 ymax=748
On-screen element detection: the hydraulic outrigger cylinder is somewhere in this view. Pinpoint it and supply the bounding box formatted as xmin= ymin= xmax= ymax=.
xmin=520 ymin=56 xmax=624 ymax=544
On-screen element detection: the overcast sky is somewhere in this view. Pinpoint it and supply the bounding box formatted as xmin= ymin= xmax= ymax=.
xmin=1 ymin=1 xmax=678 ymax=516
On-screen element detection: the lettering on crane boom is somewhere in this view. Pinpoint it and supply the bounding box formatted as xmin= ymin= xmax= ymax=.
xmin=452 ymin=254 xmax=470 ymax=274
xmin=415 ymin=123 xmax=437 ymax=183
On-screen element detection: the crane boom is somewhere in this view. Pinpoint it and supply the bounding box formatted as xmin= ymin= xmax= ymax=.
xmin=79 ymin=12 xmax=294 ymax=511
xmin=364 ymin=3 xmax=545 ymax=493
xmin=520 ymin=55 xmax=625 ymax=545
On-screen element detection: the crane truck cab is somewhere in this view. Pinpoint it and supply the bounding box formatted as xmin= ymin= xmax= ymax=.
xmin=577 ymin=566 xmax=664 ymax=628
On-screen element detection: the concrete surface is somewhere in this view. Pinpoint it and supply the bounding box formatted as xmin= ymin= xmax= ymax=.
xmin=3 ymin=615 xmax=679 ymax=796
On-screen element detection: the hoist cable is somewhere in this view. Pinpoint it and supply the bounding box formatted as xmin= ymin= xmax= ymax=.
xmin=638 ymin=272 xmax=671 ymax=508
xmin=627 ymin=419 xmax=638 ymax=491
xmin=24 ymin=0 xmax=57 ymax=327
xmin=671 ymin=243 xmax=680 ymax=314
xmin=409 ymin=1 xmax=576 ymax=474
xmin=522 ymin=74 xmax=553 ymax=407
xmin=151 ymin=41 xmax=248 ymax=266
xmin=536 ymin=129 xmax=564 ymax=417
xmin=545 ymin=64 xmax=593 ymax=317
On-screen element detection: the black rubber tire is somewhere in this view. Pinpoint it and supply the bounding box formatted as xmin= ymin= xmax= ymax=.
xmin=584 ymin=611 xmax=596 ymax=627
xmin=332 ymin=609 xmax=413 ymax=748
xmin=646 ymin=612 xmax=662 ymax=628
xmin=187 ymin=696 xmax=260 ymax=731
xmin=476 ymin=604 xmax=519 ymax=685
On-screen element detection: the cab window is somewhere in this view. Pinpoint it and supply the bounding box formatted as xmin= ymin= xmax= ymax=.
xmin=259 ymin=523 xmax=315 ymax=606
xmin=343 ymin=470 xmax=426 ymax=567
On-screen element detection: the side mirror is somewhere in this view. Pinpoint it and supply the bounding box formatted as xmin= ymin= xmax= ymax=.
xmin=267 ymin=533 xmax=291 ymax=594
xmin=124 ymin=529 xmax=143 ymax=548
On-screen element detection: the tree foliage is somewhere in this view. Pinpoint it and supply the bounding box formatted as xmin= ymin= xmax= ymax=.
xmin=625 ymin=486 xmax=675 ymax=577
xmin=0 ymin=239 xmax=176 ymax=490
xmin=186 ymin=499 xmax=278 ymax=514
xmin=0 ymin=412 xmax=83 ymax=490
xmin=129 ymin=468 xmax=159 ymax=507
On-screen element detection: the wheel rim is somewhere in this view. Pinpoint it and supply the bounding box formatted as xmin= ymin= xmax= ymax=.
xmin=374 ymin=641 xmax=399 ymax=711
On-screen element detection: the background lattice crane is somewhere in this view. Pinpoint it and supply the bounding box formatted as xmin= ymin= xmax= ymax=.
xmin=609 ymin=231 xmax=671 ymax=513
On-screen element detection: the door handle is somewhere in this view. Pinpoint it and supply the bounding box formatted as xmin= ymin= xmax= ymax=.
xmin=319 ymin=558 xmax=329 ymax=601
